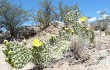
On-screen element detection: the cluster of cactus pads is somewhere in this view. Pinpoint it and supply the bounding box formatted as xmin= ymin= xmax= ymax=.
xmin=3 ymin=40 xmax=33 ymax=69
xmin=32 ymin=38 xmax=52 ymax=67
xmin=32 ymin=33 xmax=71 ymax=68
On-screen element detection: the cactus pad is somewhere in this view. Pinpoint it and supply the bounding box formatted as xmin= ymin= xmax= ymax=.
xmin=3 ymin=41 xmax=33 ymax=69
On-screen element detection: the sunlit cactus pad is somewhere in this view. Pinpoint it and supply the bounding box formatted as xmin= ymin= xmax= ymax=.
xmin=3 ymin=42 xmax=33 ymax=69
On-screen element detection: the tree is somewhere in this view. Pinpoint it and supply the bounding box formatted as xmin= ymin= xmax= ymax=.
xmin=96 ymin=11 xmax=110 ymax=31
xmin=36 ymin=0 xmax=55 ymax=27
xmin=59 ymin=1 xmax=64 ymax=22
xmin=58 ymin=1 xmax=71 ymax=22
xmin=71 ymin=4 xmax=82 ymax=21
xmin=0 ymin=2 xmax=29 ymax=37
xmin=36 ymin=9 xmax=46 ymax=24
xmin=64 ymin=4 xmax=71 ymax=14
xmin=0 ymin=0 xmax=7 ymax=8
xmin=51 ymin=6 xmax=60 ymax=21
xmin=0 ymin=0 xmax=7 ymax=31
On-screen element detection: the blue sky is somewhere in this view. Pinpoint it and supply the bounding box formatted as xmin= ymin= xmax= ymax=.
xmin=12 ymin=0 xmax=110 ymax=25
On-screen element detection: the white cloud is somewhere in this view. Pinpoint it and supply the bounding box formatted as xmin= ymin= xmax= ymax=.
xmin=98 ymin=14 xmax=109 ymax=20
xmin=88 ymin=17 xmax=97 ymax=22
xmin=96 ymin=11 xmax=101 ymax=14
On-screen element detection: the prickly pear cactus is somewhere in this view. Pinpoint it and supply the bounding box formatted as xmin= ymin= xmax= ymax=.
xmin=32 ymin=35 xmax=71 ymax=68
xmin=65 ymin=11 xmax=79 ymax=24
xmin=65 ymin=11 xmax=82 ymax=34
xmin=58 ymin=28 xmax=72 ymax=41
xmin=52 ymin=40 xmax=71 ymax=59
xmin=79 ymin=28 xmax=95 ymax=44
xmin=32 ymin=38 xmax=52 ymax=68
xmin=32 ymin=44 xmax=52 ymax=68
xmin=49 ymin=35 xmax=58 ymax=45
xmin=3 ymin=40 xmax=33 ymax=69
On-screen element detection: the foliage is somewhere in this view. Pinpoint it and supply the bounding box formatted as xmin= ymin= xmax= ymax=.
xmin=94 ymin=11 xmax=110 ymax=31
xmin=58 ymin=3 xmax=80 ymax=24
xmin=36 ymin=9 xmax=46 ymax=24
xmin=0 ymin=0 xmax=7 ymax=8
xmin=58 ymin=1 xmax=65 ymax=22
xmin=0 ymin=0 xmax=7 ymax=30
xmin=0 ymin=1 xmax=29 ymax=37
xmin=35 ymin=0 xmax=55 ymax=25
xmin=105 ymin=30 xmax=110 ymax=35
xmin=71 ymin=4 xmax=82 ymax=16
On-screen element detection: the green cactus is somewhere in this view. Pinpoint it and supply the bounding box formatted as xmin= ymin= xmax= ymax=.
xmin=53 ymin=40 xmax=71 ymax=60
xmin=32 ymin=43 xmax=52 ymax=68
xmin=65 ymin=11 xmax=82 ymax=35
xmin=3 ymin=40 xmax=33 ymax=69
xmin=49 ymin=35 xmax=58 ymax=45
xmin=58 ymin=28 xmax=72 ymax=41
xmin=79 ymin=28 xmax=95 ymax=44
xmin=32 ymin=31 xmax=72 ymax=68
xmin=65 ymin=11 xmax=95 ymax=44
xmin=2 ymin=29 xmax=72 ymax=69
xmin=65 ymin=11 xmax=79 ymax=24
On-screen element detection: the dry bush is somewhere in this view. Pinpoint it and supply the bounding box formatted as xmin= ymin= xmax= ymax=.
xmin=0 ymin=31 xmax=11 ymax=43
xmin=70 ymin=35 xmax=90 ymax=63
xmin=105 ymin=30 xmax=110 ymax=35
xmin=91 ymin=24 xmax=98 ymax=31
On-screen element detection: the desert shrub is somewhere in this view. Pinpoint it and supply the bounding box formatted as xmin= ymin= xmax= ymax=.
xmin=91 ymin=24 xmax=98 ymax=31
xmin=0 ymin=26 xmax=37 ymax=43
xmin=96 ymin=21 xmax=108 ymax=31
xmin=0 ymin=32 xmax=11 ymax=43
xmin=105 ymin=30 xmax=110 ymax=35
xmin=94 ymin=11 xmax=110 ymax=31
xmin=16 ymin=26 xmax=37 ymax=39
xmin=0 ymin=1 xmax=29 ymax=38
xmin=70 ymin=36 xmax=90 ymax=62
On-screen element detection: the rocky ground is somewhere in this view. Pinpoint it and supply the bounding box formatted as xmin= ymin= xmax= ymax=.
xmin=1 ymin=30 xmax=110 ymax=70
